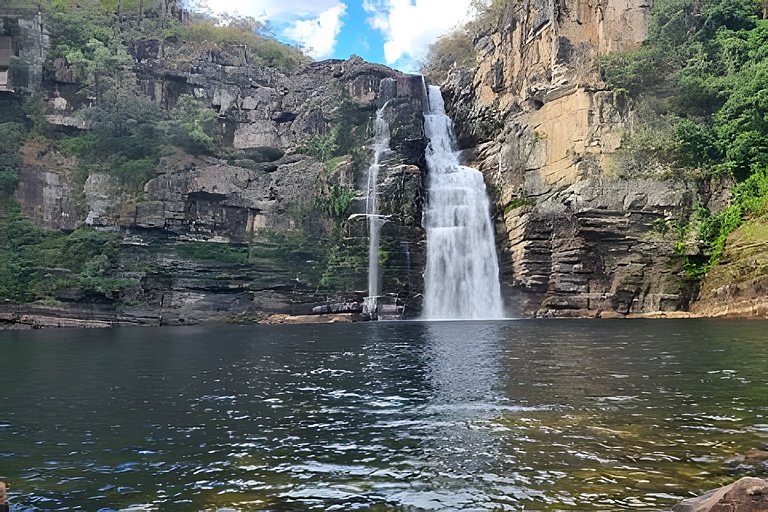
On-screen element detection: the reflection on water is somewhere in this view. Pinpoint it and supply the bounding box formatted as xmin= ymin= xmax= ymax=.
xmin=1 ymin=320 xmax=767 ymax=510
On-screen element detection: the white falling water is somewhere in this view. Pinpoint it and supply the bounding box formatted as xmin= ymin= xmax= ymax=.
xmin=422 ymin=85 xmax=504 ymax=320
xmin=364 ymin=97 xmax=392 ymax=312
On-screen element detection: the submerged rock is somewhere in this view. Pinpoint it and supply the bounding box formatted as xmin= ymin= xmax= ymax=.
xmin=726 ymin=449 xmax=768 ymax=477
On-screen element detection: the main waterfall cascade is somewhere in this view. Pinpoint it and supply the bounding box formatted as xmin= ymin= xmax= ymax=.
xmin=422 ymin=85 xmax=505 ymax=320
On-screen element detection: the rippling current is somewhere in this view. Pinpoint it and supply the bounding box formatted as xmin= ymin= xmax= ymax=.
xmin=1 ymin=320 xmax=768 ymax=511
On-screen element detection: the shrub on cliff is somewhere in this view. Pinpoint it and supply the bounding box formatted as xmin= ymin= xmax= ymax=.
xmin=420 ymin=0 xmax=506 ymax=83
xmin=0 ymin=96 xmax=29 ymax=199
xmin=421 ymin=30 xmax=477 ymax=85
xmin=0 ymin=206 xmax=125 ymax=302
xmin=688 ymin=166 xmax=768 ymax=275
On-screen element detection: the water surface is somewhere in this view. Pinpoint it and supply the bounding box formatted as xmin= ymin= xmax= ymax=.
xmin=1 ymin=320 xmax=767 ymax=510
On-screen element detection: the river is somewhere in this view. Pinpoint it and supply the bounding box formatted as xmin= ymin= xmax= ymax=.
xmin=1 ymin=320 xmax=767 ymax=510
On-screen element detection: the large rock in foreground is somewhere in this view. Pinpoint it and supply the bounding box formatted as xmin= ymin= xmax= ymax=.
xmin=672 ymin=477 xmax=768 ymax=512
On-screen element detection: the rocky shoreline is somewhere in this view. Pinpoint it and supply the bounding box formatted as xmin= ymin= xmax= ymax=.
xmin=4 ymin=303 xmax=768 ymax=330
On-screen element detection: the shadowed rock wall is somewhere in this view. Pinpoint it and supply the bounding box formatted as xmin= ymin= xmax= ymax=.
xmin=9 ymin=40 xmax=428 ymax=324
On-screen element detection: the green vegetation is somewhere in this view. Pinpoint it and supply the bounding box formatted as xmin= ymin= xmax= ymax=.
xmin=324 ymin=185 xmax=357 ymax=217
xmin=420 ymin=0 xmax=506 ymax=82
xmin=298 ymin=127 xmax=339 ymax=163
xmin=176 ymin=241 xmax=249 ymax=264
xmin=503 ymin=197 xmax=534 ymax=214
xmin=0 ymin=96 xmax=29 ymax=197
xmin=600 ymin=0 xmax=768 ymax=275
xmin=684 ymin=167 xmax=768 ymax=276
xmin=0 ymin=205 xmax=130 ymax=302
xmin=319 ymin=241 xmax=367 ymax=292
xmin=600 ymin=0 xmax=768 ymax=177
xmin=8 ymin=0 xmax=308 ymax=72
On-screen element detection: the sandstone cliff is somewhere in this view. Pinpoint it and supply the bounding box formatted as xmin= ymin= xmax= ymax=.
xmin=441 ymin=0 xmax=704 ymax=317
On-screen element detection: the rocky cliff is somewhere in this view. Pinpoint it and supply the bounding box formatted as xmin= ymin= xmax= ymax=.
xmin=1 ymin=13 xmax=428 ymax=326
xmin=440 ymin=0 xmax=706 ymax=317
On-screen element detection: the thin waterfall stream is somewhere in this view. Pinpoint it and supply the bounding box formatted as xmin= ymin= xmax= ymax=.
xmin=422 ymin=84 xmax=504 ymax=320
xmin=363 ymin=79 xmax=395 ymax=317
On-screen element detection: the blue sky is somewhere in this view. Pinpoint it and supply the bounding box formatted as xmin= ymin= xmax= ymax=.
xmin=207 ymin=0 xmax=476 ymax=72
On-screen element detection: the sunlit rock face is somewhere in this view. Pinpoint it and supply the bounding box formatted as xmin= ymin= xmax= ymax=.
xmin=440 ymin=0 xmax=702 ymax=317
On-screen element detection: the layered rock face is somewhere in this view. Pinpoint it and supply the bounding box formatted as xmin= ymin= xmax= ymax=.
xmin=10 ymin=42 xmax=427 ymax=325
xmin=442 ymin=0 xmax=699 ymax=317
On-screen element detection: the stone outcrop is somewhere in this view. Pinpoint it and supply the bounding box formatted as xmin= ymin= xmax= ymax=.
xmin=441 ymin=0 xmax=702 ymax=316
xmin=672 ymin=477 xmax=768 ymax=512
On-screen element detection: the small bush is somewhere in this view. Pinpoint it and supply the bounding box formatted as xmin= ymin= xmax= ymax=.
xmin=503 ymin=197 xmax=533 ymax=214
xmin=298 ymin=127 xmax=339 ymax=163
xmin=420 ymin=29 xmax=477 ymax=84
xmin=687 ymin=166 xmax=768 ymax=276
xmin=324 ymin=185 xmax=357 ymax=217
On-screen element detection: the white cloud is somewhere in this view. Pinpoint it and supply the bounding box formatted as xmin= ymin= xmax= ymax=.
xmin=207 ymin=0 xmax=343 ymax=22
xmin=363 ymin=0 xmax=473 ymax=69
xmin=283 ymin=5 xmax=348 ymax=59
xmin=198 ymin=0 xmax=348 ymax=60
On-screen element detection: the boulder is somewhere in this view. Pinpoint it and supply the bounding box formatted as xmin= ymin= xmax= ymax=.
xmin=672 ymin=477 xmax=768 ymax=512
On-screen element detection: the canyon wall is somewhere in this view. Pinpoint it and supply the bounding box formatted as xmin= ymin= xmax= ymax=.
xmin=442 ymin=0 xmax=701 ymax=317
xmin=2 ymin=13 xmax=427 ymax=326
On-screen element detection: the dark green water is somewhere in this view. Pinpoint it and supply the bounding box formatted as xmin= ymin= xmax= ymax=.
xmin=1 ymin=320 xmax=767 ymax=511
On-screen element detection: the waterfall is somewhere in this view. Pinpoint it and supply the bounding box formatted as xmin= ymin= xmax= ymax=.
xmin=364 ymin=82 xmax=394 ymax=316
xmin=422 ymin=85 xmax=504 ymax=320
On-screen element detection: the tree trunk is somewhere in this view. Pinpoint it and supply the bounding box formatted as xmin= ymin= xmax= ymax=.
xmin=139 ymin=0 xmax=144 ymax=26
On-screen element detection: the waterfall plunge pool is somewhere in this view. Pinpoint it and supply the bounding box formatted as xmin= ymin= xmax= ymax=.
xmin=1 ymin=320 xmax=767 ymax=510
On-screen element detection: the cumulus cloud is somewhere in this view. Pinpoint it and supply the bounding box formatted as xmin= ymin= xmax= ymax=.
xmin=204 ymin=0 xmax=348 ymax=60
xmin=208 ymin=0 xmax=343 ymax=22
xmin=362 ymin=0 xmax=473 ymax=69
xmin=283 ymin=5 xmax=348 ymax=59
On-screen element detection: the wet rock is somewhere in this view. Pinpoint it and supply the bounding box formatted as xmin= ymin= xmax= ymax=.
xmin=672 ymin=477 xmax=768 ymax=512
xmin=261 ymin=313 xmax=361 ymax=324
xmin=312 ymin=302 xmax=364 ymax=315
